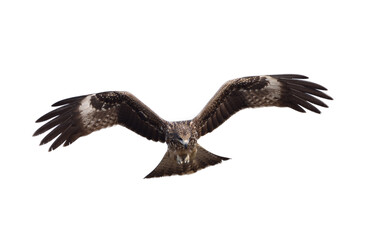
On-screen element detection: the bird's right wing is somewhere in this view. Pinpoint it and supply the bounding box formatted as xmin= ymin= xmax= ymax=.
xmin=34 ymin=91 xmax=168 ymax=151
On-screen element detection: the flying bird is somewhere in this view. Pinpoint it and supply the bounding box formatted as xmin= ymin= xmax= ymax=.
xmin=33 ymin=74 xmax=332 ymax=178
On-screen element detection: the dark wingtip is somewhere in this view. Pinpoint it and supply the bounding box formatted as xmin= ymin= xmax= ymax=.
xmin=51 ymin=95 xmax=86 ymax=107
xmin=33 ymin=126 xmax=46 ymax=136
xmin=271 ymin=74 xmax=309 ymax=79
xmin=312 ymin=108 xmax=321 ymax=114
xmin=35 ymin=117 xmax=44 ymax=123
xmin=288 ymin=104 xmax=306 ymax=113
xmin=35 ymin=113 xmax=56 ymax=123
xmin=292 ymin=74 xmax=308 ymax=79
xmin=51 ymin=102 xmax=64 ymax=107
xmin=48 ymin=146 xmax=56 ymax=152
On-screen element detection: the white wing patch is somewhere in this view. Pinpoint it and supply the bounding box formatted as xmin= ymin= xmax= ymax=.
xmin=240 ymin=76 xmax=283 ymax=108
xmin=263 ymin=75 xmax=282 ymax=101
xmin=79 ymin=95 xmax=94 ymax=118
xmin=78 ymin=95 xmax=118 ymax=132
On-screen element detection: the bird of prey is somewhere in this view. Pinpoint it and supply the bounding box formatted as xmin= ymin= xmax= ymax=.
xmin=34 ymin=74 xmax=332 ymax=178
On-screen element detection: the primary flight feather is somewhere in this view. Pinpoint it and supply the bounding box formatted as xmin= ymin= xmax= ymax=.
xmin=34 ymin=74 xmax=332 ymax=178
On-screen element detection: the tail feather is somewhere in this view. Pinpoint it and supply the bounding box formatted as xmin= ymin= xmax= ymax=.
xmin=145 ymin=144 xmax=229 ymax=178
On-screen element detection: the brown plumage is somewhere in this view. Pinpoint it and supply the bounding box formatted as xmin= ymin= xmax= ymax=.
xmin=33 ymin=74 xmax=332 ymax=178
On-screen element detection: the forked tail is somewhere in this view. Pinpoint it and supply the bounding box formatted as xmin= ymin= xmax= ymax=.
xmin=145 ymin=144 xmax=229 ymax=178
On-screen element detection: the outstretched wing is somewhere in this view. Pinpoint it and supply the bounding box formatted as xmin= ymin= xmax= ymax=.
xmin=193 ymin=74 xmax=333 ymax=137
xmin=34 ymin=91 xmax=167 ymax=151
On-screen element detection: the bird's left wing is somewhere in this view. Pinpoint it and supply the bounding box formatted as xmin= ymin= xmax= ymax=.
xmin=34 ymin=91 xmax=167 ymax=151
xmin=193 ymin=74 xmax=332 ymax=137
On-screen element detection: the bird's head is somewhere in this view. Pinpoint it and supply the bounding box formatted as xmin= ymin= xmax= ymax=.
xmin=166 ymin=121 xmax=197 ymax=150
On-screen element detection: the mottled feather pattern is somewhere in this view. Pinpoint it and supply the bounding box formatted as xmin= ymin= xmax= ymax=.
xmin=79 ymin=95 xmax=119 ymax=133
xmin=34 ymin=91 xmax=167 ymax=151
xmin=33 ymin=94 xmax=120 ymax=151
xmin=34 ymin=74 xmax=332 ymax=178
xmin=239 ymin=76 xmax=282 ymax=107
xmin=193 ymin=74 xmax=332 ymax=137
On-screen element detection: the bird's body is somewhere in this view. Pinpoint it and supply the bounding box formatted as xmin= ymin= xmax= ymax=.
xmin=165 ymin=121 xmax=198 ymax=163
xmin=34 ymin=74 xmax=332 ymax=178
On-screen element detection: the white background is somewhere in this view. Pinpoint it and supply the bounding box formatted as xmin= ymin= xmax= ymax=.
xmin=1 ymin=0 xmax=364 ymax=239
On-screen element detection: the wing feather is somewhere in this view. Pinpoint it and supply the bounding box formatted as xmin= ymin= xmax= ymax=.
xmin=49 ymin=125 xmax=75 ymax=151
xmin=287 ymin=82 xmax=332 ymax=100
xmin=33 ymin=114 xmax=71 ymax=136
xmin=36 ymin=104 xmax=75 ymax=122
xmin=290 ymin=89 xmax=328 ymax=108
xmin=34 ymin=91 xmax=167 ymax=151
xmin=193 ymin=74 xmax=332 ymax=137
xmin=288 ymin=95 xmax=321 ymax=113
xmin=40 ymin=121 xmax=72 ymax=146
xmin=51 ymin=95 xmax=87 ymax=107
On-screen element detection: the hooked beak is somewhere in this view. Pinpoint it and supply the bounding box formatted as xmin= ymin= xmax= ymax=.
xmin=180 ymin=139 xmax=189 ymax=149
